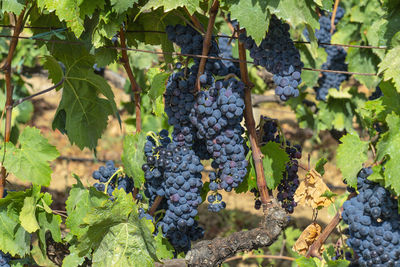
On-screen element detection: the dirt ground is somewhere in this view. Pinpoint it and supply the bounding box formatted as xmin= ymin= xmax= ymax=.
xmin=6 ymin=73 xmax=348 ymax=266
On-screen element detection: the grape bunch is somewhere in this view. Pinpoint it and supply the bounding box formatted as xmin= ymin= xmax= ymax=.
xmin=314 ymin=7 xmax=348 ymax=101
xmin=189 ymin=78 xmax=248 ymax=211
xmin=141 ymin=130 xmax=205 ymax=252
xmin=342 ymin=168 xmax=400 ymax=266
xmin=165 ymin=23 xmax=248 ymax=212
xmin=218 ymin=35 xmax=240 ymax=75
xmin=278 ymin=143 xmax=302 ymax=213
xmin=260 ymin=117 xmax=302 ymax=213
xmin=166 ymin=24 xmax=231 ymax=78
xmin=159 ymin=143 xmax=204 ymax=252
xmin=0 ymin=251 xmax=11 ymax=267
xmin=92 ymin=160 xmax=135 ymax=197
xmin=239 ymin=16 xmax=303 ymax=101
xmin=142 ymin=130 xmax=173 ymax=206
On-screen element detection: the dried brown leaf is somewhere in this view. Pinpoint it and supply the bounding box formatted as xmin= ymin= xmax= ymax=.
xmin=294 ymin=169 xmax=334 ymax=209
xmin=293 ymin=222 xmax=322 ymax=255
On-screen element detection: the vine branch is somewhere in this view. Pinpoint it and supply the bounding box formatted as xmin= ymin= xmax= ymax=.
xmin=119 ymin=27 xmax=142 ymax=133
xmin=0 ymin=8 xmax=26 ymax=199
xmin=195 ymin=0 xmax=219 ymax=92
xmin=237 ymin=28 xmax=271 ymax=207
xmin=330 ymin=0 xmax=341 ymax=34
xmin=306 ymin=192 xmax=355 ymax=258
xmin=184 ymin=8 xmax=205 ymax=33
xmin=12 ymin=76 xmax=65 ymax=107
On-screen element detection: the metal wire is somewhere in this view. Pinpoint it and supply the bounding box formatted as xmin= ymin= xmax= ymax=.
xmin=0 ymin=34 xmax=378 ymax=76
xmin=0 ymin=24 xmax=389 ymax=49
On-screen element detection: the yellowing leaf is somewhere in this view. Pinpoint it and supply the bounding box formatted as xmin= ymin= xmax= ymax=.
xmin=294 ymin=169 xmax=334 ymax=209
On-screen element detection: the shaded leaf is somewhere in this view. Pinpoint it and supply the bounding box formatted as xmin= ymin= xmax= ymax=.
xmin=121 ymin=132 xmax=146 ymax=188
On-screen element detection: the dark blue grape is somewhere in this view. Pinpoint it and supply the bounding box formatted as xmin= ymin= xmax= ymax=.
xmin=240 ymin=16 xmax=303 ymax=101
xmin=313 ymin=7 xmax=348 ymax=101
xmin=342 ymin=167 xmax=400 ymax=266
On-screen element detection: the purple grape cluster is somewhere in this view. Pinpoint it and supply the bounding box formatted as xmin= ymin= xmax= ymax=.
xmin=342 ymin=168 xmax=400 ymax=266
xmin=260 ymin=117 xmax=302 ymax=213
xmin=159 ymin=143 xmax=204 ymax=252
xmin=189 ymin=79 xmax=248 ymax=212
xmin=142 ymin=130 xmax=173 ymax=206
xmin=314 ymin=7 xmax=348 ymax=101
xmin=92 ymin=160 xmax=135 ymax=197
xmin=165 ymin=24 xmax=232 ymax=78
xmin=218 ymin=35 xmax=240 ymax=74
xmin=239 ymin=16 xmax=303 ymax=101
xmin=165 ymin=24 xmax=248 ymax=212
xmin=141 ymin=130 xmax=204 ymax=252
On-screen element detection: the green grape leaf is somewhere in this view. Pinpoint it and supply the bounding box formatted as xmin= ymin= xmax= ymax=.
xmin=77 ymin=190 xmax=158 ymax=266
xmin=95 ymin=47 xmax=118 ymax=67
xmin=261 ymin=142 xmax=290 ymax=189
xmin=224 ymin=0 xmax=270 ymax=45
xmin=235 ymin=152 xmax=257 ymax=193
xmin=61 ymin=244 xmax=86 ymax=267
xmin=1 ymin=0 xmax=26 ymax=15
xmin=45 ymin=42 xmax=118 ymax=149
xmin=376 ymin=114 xmax=400 ymax=194
xmin=266 ymin=0 xmax=319 ymax=31
xmin=36 ymin=193 xmax=62 ymax=256
xmin=337 ymin=133 xmax=369 ymax=188
xmin=111 ymin=0 xmax=138 ymax=13
xmin=368 ymin=165 xmax=385 ymax=184
xmin=347 ymin=47 xmax=380 ymax=89
xmin=0 ymin=127 xmax=59 ymax=186
xmin=0 ymin=190 xmax=32 ymax=256
xmin=152 ymin=96 xmax=165 ymax=117
xmin=141 ymin=0 xmax=200 ymax=15
xmin=154 ymin=228 xmax=174 ymax=260
xmin=296 ymin=256 xmax=319 ymax=267
xmin=148 ymin=69 xmax=169 ymax=101
xmin=121 ymin=132 xmax=146 ymax=188
xmin=379 ymin=46 xmax=400 ymax=90
xmin=79 ymin=0 xmax=106 ymax=17
xmin=65 ymin=176 xmax=109 ymax=237
xmin=315 ymin=157 xmax=327 ymax=176
xmin=37 ymin=0 xmax=84 ymax=37
xmin=317 ymin=98 xmax=354 ymax=132
xmin=19 ymin=196 xmax=40 ymax=233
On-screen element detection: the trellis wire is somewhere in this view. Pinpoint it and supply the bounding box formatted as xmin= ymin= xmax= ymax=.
xmin=0 ymin=24 xmax=389 ymax=50
xmin=0 ymin=34 xmax=377 ymax=76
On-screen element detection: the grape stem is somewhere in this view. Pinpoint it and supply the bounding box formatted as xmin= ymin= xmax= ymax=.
xmin=0 ymin=7 xmax=26 ymax=199
xmin=119 ymin=27 xmax=142 ymax=133
xmin=195 ymin=0 xmax=219 ymax=92
xmin=184 ymin=8 xmax=205 ymax=33
xmin=149 ymin=195 xmax=163 ymax=216
xmin=306 ymin=192 xmax=356 ymax=258
xmin=330 ymin=0 xmax=341 ymax=34
xmin=237 ymin=27 xmax=271 ymax=208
